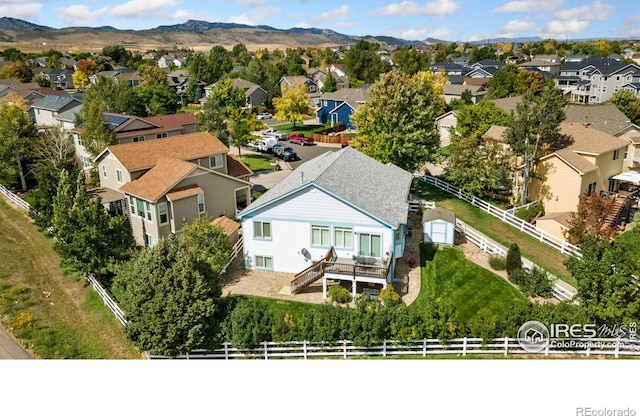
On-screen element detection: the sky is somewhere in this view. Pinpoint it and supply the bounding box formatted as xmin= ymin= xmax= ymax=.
xmin=1 ymin=0 xmax=639 ymax=42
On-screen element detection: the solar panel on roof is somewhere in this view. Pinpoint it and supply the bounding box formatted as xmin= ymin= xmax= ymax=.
xmin=103 ymin=114 xmax=130 ymax=129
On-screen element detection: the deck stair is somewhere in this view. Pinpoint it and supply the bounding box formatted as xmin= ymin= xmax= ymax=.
xmin=290 ymin=247 xmax=337 ymax=294
xmin=604 ymin=196 xmax=628 ymax=230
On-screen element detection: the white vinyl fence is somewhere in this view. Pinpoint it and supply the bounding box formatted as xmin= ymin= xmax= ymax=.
xmin=416 ymin=174 xmax=582 ymax=258
xmin=145 ymin=337 xmax=640 ymax=359
xmin=0 ymin=185 xmax=31 ymax=211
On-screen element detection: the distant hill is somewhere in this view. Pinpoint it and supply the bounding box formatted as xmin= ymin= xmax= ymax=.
xmin=0 ymin=17 xmax=51 ymax=31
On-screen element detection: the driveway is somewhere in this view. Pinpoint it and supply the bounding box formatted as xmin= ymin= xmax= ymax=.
xmin=0 ymin=325 xmax=32 ymax=359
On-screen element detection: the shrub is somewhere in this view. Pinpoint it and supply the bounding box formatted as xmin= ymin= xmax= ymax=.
xmin=515 ymin=202 xmax=544 ymax=222
xmin=13 ymin=312 xmax=34 ymax=329
xmin=379 ymin=285 xmax=401 ymax=306
xmin=506 ymin=243 xmax=522 ymax=275
xmin=327 ymin=285 xmax=352 ymax=304
xmin=228 ymin=298 xmax=273 ymax=349
xmin=508 ymin=267 xmax=554 ymax=298
xmin=488 ymin=256 xmax=506 ymax=271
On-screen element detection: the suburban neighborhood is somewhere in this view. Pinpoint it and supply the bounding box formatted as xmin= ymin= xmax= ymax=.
xmin=1 ymin=19 xmax=640 ymax=369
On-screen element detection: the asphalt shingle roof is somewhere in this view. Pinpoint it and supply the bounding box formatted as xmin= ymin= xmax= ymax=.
xmin=30 ymin=94 xmax=79 ymax=111
xmin=240 ymin=147 xmax=412 ymax=228
xmin=564 ymin=105 xmax=633 ymax=136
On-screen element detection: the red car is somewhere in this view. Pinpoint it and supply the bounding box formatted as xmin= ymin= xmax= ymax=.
xmin=288 ymin=133 xmax=314 ymax=146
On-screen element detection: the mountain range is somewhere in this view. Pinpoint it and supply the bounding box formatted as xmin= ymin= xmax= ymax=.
xmin=0 ymin=16 xmax=547 ymax=52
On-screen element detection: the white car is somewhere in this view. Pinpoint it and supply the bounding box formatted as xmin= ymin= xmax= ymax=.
xmin=256 ymin=112 xmax=272 ymax=120
xmin=263 ymin=128 xmax=288 ymax=141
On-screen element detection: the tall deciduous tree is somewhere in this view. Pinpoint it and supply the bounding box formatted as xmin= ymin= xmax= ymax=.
xmin=344 ymin=40 xmax=390 ymax=84
xmin=115 ymin=234 xmax=223 ymax=356
xmin=83 ymin=75 xmax=142 ymax=115
xmin=504 ymin=87 xmax=566 ymax=203
xmin=0 ymin=99 xmax=38 ymax=190
xmin=80 ymin=99 xmax=117 ymax=158
xmin=321 ymin=71 xmax=337 ymax=93
xmin=609 ymin=89 xmax=640 ymax=124
xmin=273 ymin=83 xmax=312 ymax=128
xmin=351 ymin=70 xmax=446 ymax=172
xmin=393 ymin=46 xmax=430 ymax=75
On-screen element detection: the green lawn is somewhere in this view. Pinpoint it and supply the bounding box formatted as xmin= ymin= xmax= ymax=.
xmin=276 ymin=122 xmax=328 ymax=135
xmin=240 ymin=154 xmax=276 ymax=172
xmin=0 ymin=198 xmax=139 ymax=359
xmin=413 ymin=179 xmax=574 ymax=284
xmin=412 ymin=244 xmax=529 ymax=322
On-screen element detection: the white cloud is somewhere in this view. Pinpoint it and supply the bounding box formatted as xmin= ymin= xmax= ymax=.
xmin=310 ymin=5 xmax=351 ymax=24
xmin=236 ymin=0 xmax=264 ymax=6
xmin=109 ymin=0 xmax=181 ymax=19
xmin=497 ymin=18 xmax=534 ymax=36
xmin=227 ymin=7 xmax=280 ymax=25
xmin=56 ymin=5 xmax=109 ymax=26
xmin=0 ymin=3 xmax=41 ymax=21
xmin=374 ymin=0 xmax=458 ymax=17
xmin=493 ymin=0 xmax=560 ymax=13
xmin=554 ymin=0 xmax=614 ymax=21
xmin=539 ymin=19 xmax=590 ymax=37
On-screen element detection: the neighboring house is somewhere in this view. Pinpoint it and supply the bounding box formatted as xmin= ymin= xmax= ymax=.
xmin=237 ymin=146 xmax=413 ymax=299
xmin=327 ymin=64 xmax=347 ymax=78
xmin=72 ymin=112 xmax=198 ymax=171
xmin=556 ymin=57 xmax=640 ymax=104
xmin=465 ymin=67 xmax=498 ymax=78
xmin=442 ymin=84 xmax=486 ymax=104
xmin=564 ymin=104 xmax=640 ymax=173
xmin=316 ymin=87 xmax=369 ymax=129
xmin=204 ymin=78 xmax=267 ymax=109
xmin=54 ymin=104 xmax=83 ymax=133
xmin=29 ymin=95 xmax=82 ymax=129
xmin=95 ymin=132 xmax=252 ymax=247
xmin=115 ymin=71 xmax=143 ymax=87
xmin=432 ymin=62 xmax=469 ymax=77
xmin=280 ymin=75 xmax=321 ymax=106
xmin=519 ymin=59 xmax=561 ymax=77
xmin=41 ymin=69 xmax=75 ymax=89
xmin=422 ymin=208 xmax=456 ymax=245
xmin=529 ymin=122 xmax=628 ymax=214
xmin=435 ymin=110 xmax=459 ymax=147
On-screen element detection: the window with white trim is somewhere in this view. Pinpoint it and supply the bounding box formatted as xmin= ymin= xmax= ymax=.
xmin=197 ymin=193 xmax=205 ymax=213
xmin=129 ymin=196 xmax=135 ymax=215
xmin=255 ymin=255 xmax=273 ymax=270
xmin=253 ymin=221 xmax=271 ymax=239
xmin=77 ymin=137 xmax=84 ymax=147
xmin=116 ymin=169 xmax=123 ymax=183
xmin=136 ymin=198 xmax=144 ymax=217
xmin=102 ymin=165 xmax=107 ymax=178
xmin=132 ymin=136 xmax=145 ymax=142
xmin=209 ymin=154 xmax=223 ymax=168
xmin=587 ymin=182 xmax=597 ymax=195
xmin=311 ymin=225 xmax=330 ymax=247
xmin=358 ymin=233 xmax=382 ymax=258
xmin=158 ymin=202 xmax=168 ymax=224
xmin=144 ymin=234 xmax=154 ymax=247
xmin=333 ymin=227 xmax=353 ymax=249
xmin=156 ymin=132 xmax=168 ymax=139
xmin=80 ymin=155 xmax=91 ymax=168
xmin=613 ymin=149 xmax=620 ymax=160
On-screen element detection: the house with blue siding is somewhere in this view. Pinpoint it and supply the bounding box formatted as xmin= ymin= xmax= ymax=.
xmin=316 ymin=87 xmax=369 ymax=129
xmin=237 ymin=146 xmax=412 ymax=299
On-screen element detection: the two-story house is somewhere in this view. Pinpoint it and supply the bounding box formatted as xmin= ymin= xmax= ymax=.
xmin=280 ymin=76 xmax=321 ymax=106
xmin=203 ymin=78 xmax=267 ymax=109
xmin=556 ymin=57 xmax=640 ymax=104
xmin=237 ymin=146 xmax=412 ymax=299
xmin=29 ymin=95 xmax=83 ymax=129
xmin=72 ymin=112 xmax=198 ymax=171
xmin=315 ymin=87 xmax=369 ymax=129
xmin=95 ymin=132 xmax=252 ymax=247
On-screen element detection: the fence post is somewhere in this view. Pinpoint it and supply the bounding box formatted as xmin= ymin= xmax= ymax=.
xmin=615 ymin=338 xmax=620 ymax=358
xmin=423 ymin=338 xmax=427 ymax=357
xmin=586 ymin=340 xmax=591 ymax=357
xmin=264 ymin=341 xmax=269 ymax=360
xmin=382 ymin=340 xmax=387 ymax=357
xmin=462 ymin=337 xmax=467 ymax=356
xmin=224 ymin=342 xmax=229 ymax=360
xmin=303 ymin=340 xmax=307 ymax=360
xmin=343 ymin=340 xmax=347 ymax=359
xmin=504 ymin=338 xmax=509 ymax=357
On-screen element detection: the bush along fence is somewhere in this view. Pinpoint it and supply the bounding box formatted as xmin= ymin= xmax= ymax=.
xmin=416 ymin=174 xmax=582 ymax=258
xmin=145 ymin=337 xmax=640 ymax=359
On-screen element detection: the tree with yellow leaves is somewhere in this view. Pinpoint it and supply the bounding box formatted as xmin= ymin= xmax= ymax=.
xmin=272 ymin=83 xmax=313 ymax=128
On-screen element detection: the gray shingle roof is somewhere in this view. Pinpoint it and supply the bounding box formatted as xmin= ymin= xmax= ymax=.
xmin=239 ymin=147 xmax=412 ymax=228
xmin=564 ymin=104 xmax=632 ymax=136
xmin=422 ymin=207 xmax=455 ymax=224
xmin=30 ymin=95 xmax=80 ymax=111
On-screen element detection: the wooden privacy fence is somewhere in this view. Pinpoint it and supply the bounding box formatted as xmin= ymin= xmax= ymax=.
xmin=417 ymin=174 xmax=582 ymax=258
xmin=145 ymin=337 xmax=640 ymax=359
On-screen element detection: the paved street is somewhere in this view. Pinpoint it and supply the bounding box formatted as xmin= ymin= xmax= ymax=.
xmin=0 ymin=325 xmax=32 ymax=359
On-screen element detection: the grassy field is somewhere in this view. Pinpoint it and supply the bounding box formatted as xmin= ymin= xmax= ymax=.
xmin=0 ymin=198 xmax=140 ymax=359
xmin=413 ymin=179 xmax=574 ymax=284
xmin=412 ymin=244 xmax=529 ymax=322
xmin=241 ymin=154 xmax=276 ymax=173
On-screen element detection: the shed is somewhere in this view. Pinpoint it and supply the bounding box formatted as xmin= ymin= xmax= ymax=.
xmin=422 ymin=208 xmax=456 ymax=245
xmin=211 ymin=216 xmax=241 ymax=245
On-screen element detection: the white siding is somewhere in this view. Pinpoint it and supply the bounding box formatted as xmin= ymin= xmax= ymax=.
xmin=242 ymin=187 xmax=395 ymax=273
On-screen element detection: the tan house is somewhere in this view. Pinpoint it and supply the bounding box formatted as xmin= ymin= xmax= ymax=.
xmin=94 ymin=132 xmax=252 ymax=246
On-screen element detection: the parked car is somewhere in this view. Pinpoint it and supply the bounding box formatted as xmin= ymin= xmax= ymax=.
xmin=288 ymin=133 xmax=314 ymax=146
xmin=254 ymin=137 xmax=277 ymax=153
xmin=256 ymin=112 xmax=272 ymax=120
xmin=263 ymin=128 xmax=288 ymax=141
xmin=273 ymin=144 xmax=298 ymax=161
